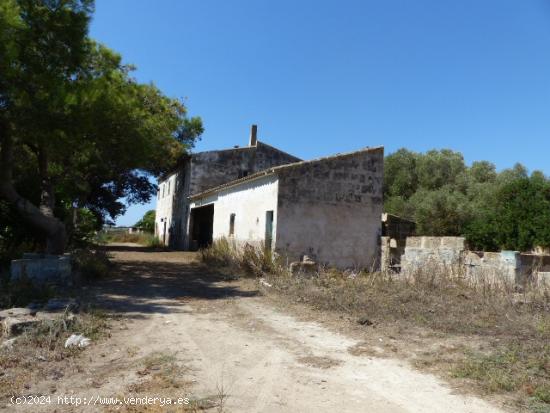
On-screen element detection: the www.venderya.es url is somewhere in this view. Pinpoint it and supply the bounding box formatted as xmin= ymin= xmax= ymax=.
xmin=10 ymin=395 xmax=191 ymax=407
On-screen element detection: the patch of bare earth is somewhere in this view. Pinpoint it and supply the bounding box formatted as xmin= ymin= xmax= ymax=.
xmin=248 ymin=269 xmax=550 ymax=413
xmin=1 ymin=245 xmax=511 ymax=412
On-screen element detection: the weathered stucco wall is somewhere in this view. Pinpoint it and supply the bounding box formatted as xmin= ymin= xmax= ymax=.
xmin=154 ymin=160 xmax=191 ymax=249
xmin=154 ymin=171 xmax=179 ymax=246
xmin=156 ymin=140 xmax=299 ymax=249
xmin=275 ymin=147 xmax=384 ymax=268
xmin=190 ymin=174 xmax=279 ymax=247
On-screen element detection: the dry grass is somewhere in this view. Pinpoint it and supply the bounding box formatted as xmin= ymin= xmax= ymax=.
xmin=201 ymin=237 xmax=282 ymax=277
xmin=0 ymin=309 xmax=110 ymax=403
xmin=112 ymin=351 xmax=216 ymax=413
xmin=201 ymin=240 xmax=550 ymax=412
xmin=100 ymin=231 xmax=162 ymax=247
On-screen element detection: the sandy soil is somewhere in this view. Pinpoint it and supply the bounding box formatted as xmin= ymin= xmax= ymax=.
xmin=8 ymin=245 xmax=506 ymax=412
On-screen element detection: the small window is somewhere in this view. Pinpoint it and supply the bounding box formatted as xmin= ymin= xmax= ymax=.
xmin=229 ymin=213 xmax=236 ymax=236
xmin=167 ymin=181 xmax=171 ymax=196
xmin=238 ymin=170 xmax=249 ymax=179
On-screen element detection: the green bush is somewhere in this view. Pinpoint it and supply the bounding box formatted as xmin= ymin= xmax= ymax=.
xmin=135 ymin=210 xmax=155 ymax=233
xmin=465 ymin=176 xmax=550 ymax=251
xmin=385 ymin=148 xmax=550 ymax=252
xmin=145 ymin=235 xmax=163 ymax=248
xmin=72 ymin=249 xmax=113 ymax=280
xmin=98 ymin=230 xmax=160 ymax=246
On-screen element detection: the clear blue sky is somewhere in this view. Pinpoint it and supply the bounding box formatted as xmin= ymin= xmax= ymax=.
xmin=89 ymin=0 xmax=550 ymax=226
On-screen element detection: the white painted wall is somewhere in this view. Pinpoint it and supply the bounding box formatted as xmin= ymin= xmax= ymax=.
xmin=155 ymin=172 xmax=178 ymax=245
xmin=190 ymin=175 xmax=279 ymax=248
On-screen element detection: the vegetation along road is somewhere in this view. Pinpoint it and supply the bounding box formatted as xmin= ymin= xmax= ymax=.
xmin=5 ymin=244 xmax=505 ymax=413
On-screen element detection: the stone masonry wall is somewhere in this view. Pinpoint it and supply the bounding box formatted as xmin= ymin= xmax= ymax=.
xmin=189 ymin=142 xmax=301 ymax=196
xmin=275 ymin=147 xmax=384 ymax=268
xmin=400 ymin=236 xmax=550 ymax=286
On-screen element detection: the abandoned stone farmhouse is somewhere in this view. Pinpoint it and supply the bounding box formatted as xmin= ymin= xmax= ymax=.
xmin=155 ymin=126 xmax=384 ymax=268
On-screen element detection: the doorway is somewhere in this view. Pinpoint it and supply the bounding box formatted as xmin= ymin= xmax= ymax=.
xmin=190 ymin=204 xmax=214 ymax=250
xmin=265 ymin=210 xmax=274 ymax=251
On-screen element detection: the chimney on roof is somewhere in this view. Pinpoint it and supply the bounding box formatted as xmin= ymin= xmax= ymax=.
xmin=249 ymin=124 xmax=258 ymax=147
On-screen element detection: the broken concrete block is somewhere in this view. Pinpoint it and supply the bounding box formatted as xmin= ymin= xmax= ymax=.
xmin=2 ymin=316 xmax=41 ymax=337
xmin=537 ymin=272 xmax=550 ymax=286
xmin=290 ymin=256 xmax=318 ymax=275
xmin=0 ymin=307 xmax=36 ymax=321
xmin=0 ymin=306 xmax=74 ymax=337
xmin=10 ymin=255 xmax=72 ymax=286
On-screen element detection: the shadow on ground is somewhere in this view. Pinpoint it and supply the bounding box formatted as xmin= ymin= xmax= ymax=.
xmin=90 ymin=245 xmax=257 ymax=317
xmin=97 ymin=244 xmax=165 ymax=253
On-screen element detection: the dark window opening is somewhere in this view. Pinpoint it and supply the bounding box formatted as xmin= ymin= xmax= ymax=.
xmin=238 ymin=170 xmax=249 ymax=178
xmin=265 ymin=210 xmax=274 ymax=251
xmin=229 ymin=213 xmax=236 ymax=236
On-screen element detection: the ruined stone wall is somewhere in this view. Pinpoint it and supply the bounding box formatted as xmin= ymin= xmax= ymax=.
xmin=401 ymin=237 xmax=466 ymax=273
xmin=275 ymin=147 xmax=384 ymax=269
xmin=399 ymin=236 xmax=550 ymax=286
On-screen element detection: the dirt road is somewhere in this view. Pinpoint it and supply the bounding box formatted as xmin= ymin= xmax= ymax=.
xmin=17 ymin=245 xmax=505 ymax=412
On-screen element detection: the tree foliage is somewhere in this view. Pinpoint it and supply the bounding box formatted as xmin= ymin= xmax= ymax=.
xmin=0 ymin=0 xmax=202 ymax=255
xmin=384 ymin=148 xmax=550 ymax=252
xmin=135 ymin=210 xmax=155 ymax=233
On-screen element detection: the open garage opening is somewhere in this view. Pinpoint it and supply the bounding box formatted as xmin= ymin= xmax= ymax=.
xmin=189 ymin=204 xmax=214 ymax=250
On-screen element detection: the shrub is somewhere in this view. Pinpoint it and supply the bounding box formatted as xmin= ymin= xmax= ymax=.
xmin=97 ymin=230 xmax=161 ymax=247
xmin=135 ymin=210 xmax=155 ymax=233
xmin=72 ymin=249 xmax=113 ymax=281
xmin=145 ymin=235 xmax=163 ymax=248
xmin=201 ymin=237 xmax=282 ymax=277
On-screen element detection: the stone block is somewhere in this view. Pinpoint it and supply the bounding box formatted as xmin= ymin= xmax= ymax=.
xmin=10 ymin=255 xmax=72 ymax=286
xmin=0 ymin=308 xmax=36 ymax=321
xmin=2 ymin=316 xmax=41 ymax=337
xmin=464 ymin=251 xmax=483 ymax=266
xmin=290 ymin=257 xmax=318 ymax=276
xmin=420 ymin=237 xmax=442 ymax=249
xmin=500 ymin=251 xmax=520 ymax=268
xmin=537 ymin=272 xmax=550 ymax=286
xmin=405 ymin=237 xmax=422 ymax=248
xmin=440 ymin=237 xmax=466 ymax=250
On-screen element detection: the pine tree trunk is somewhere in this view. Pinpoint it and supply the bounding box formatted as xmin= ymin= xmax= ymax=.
xmin=0 ymin=123 xmax=67 ymax=254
